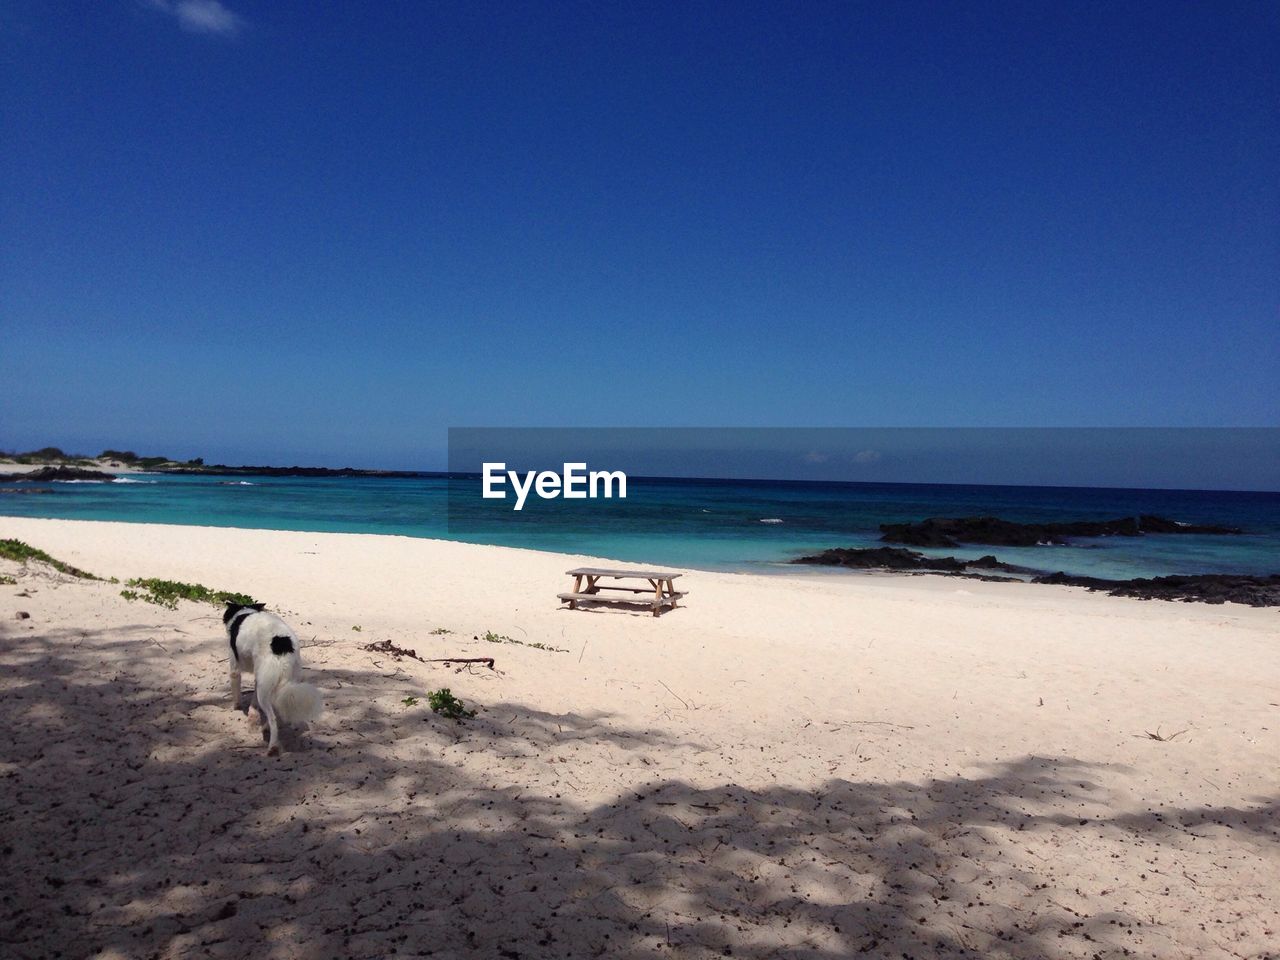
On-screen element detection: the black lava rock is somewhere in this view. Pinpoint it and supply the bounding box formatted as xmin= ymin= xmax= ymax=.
xmin=792 ymin=546 xmax=1019 ymax=573
xmin=1033 ymin=572 xmax=1280 ymax=607
xmin=879 ymin=515 xmax=1242 ymax=548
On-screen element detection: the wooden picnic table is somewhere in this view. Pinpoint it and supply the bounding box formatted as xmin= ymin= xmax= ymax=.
xmin=558 ymin=567 xmax=685 ymax=617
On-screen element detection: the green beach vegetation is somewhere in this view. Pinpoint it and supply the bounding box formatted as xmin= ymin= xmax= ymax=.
xmin=119 ymin=578 xmax=255 ymax=610
xmin=480 ymin=630 xmax=568 ymax=653
xmin=426 ymin=688 xmax=475 ymax=720
xmin=0 ymin=538 xmax=99 ymax=580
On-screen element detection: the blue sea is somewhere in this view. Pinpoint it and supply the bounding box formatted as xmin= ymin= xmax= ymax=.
xmin=2 ymin=473 xmax=1277 ymax=580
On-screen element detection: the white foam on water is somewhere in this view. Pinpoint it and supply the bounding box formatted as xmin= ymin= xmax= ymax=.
xmin=759 ymin=518 xmax=784 ymax=524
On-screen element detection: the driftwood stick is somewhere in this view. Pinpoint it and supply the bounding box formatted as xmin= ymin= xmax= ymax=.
xmin=424 ymin=657 xmax=495 ymax=669
xmin=362 ymin=640 xmax=495 ymax=669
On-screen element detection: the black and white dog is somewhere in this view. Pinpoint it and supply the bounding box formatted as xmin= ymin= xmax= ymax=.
xmin=223 ymin=602 xmax=323 ymax=755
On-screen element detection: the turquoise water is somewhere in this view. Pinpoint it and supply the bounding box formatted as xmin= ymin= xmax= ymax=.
xmin=1 ymin=473 xmax=1277 ymax=579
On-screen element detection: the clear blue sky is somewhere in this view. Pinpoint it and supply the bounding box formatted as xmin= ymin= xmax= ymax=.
xmin=2 ymin=1 xmax=1276 ymax=468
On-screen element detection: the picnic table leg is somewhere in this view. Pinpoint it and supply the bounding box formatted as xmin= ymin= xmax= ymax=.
xmin=665 ymin=579 xmax=678 ymax=608
xmin=568 ymin=574 xmax=583 ymax=609
xmin=586 ymin=575 xmax=600 ymax=595
xmin=649 ymin=578 xmax=663 ymax=616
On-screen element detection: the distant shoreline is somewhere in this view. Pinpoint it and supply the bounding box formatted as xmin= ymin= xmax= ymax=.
xmin=153 ymin=464 xmax=427 ymax=479
xmin=3 ymin=447 xmax=1278 ymax=494
xmin=0 ymin=456 xmax=430 ymax=480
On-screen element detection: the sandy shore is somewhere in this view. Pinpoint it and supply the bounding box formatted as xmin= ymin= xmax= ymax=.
xmin=1 ymin=517 xmax=1277 ymax=959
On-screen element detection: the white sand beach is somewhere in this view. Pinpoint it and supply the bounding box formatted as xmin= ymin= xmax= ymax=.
xmin=1 ymin=516 xmax=1277 ymax=959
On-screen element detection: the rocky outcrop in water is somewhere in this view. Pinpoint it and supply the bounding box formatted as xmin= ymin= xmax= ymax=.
xmin=0 ymin=487 xmax=55 ymax=495
xmin=792 ymin=546 xmax=1020 ymax=573
xmin=879 ymin=515 xmax=1242 ymax=548
xmin=0 ymin=466 xmax=116 ymax=482
xmin=1033 ymin=572 xmax=1280 ymax=607
xmin=793 ymin=545 xmax=1279 ymax=606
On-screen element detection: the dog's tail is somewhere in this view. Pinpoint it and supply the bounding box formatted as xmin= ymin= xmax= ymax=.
xmin=275 ymin=681 xmax=323 ymax=723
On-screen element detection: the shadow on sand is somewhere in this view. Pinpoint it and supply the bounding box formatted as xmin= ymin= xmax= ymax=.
xmin=0 ymin=620 xmax=1275 ymax=960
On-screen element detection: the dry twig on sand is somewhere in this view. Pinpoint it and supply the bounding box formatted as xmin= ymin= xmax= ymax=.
xmin=658 ymin=679 xmax=691 ymax=709
xmin=1137 ymin=726 xmax=1188 ymax=742
xmin=424 ymin=657 xmax=495 ymax=670
xmin=824 ymin=719 xmax=917 ymax=731
xmin=362 ymin=638 xmax=425 ymax=661
xmin=361 ymin=639 xmax=495 ymax=670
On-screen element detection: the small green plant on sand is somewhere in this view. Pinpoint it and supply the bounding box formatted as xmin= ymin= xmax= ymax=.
xmin=120 ymin=578 xmax=255 ymax=610
xmin=427 ymin=688 xmax=475 ymax=721
xmin=479 ymin=630 xmax=567 ymax=653
xmin=430 ymin=627 xmax=453 ymax=635
xmin=0 ymin=574 xmax=16 ymax=585
xmin=0 ymin=539 xmax=99 ymax=580
xmin=401 ymin=696 xmax=419 ymax=707
xmin=352 ymin=625 xmax=362 ymax=632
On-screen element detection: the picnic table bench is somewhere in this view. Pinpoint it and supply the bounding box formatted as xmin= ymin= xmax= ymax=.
xmin=558 ymin=567 xmax=685 ymax=617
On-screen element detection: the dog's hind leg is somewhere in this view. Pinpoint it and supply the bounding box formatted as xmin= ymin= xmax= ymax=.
xmin=260 ymin=693 xmax=281 ymax=756
xmin=229 ymin=652 xmax=241 ymax=709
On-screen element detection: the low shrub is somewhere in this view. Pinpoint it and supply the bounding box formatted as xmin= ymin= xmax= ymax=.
xmin=0 ymin=539 xmax=98 ymax=580
xmin=120 ymin=578 xmax=255 ymax=610
xmin=427 ymin=688 xmax=475 ymax=721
